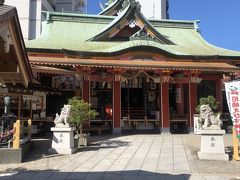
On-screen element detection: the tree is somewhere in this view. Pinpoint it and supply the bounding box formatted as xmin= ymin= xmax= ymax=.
xmin=68 ymin=97 xmax=98 ymax=136
xmin=195 ymin=95 xmax=220 ymax=114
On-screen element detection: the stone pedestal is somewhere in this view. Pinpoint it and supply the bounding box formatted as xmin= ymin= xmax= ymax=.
xmin=198 ymin=129 xmax=229 ymax=161
xmin=161 ymin=127 xmax=171 ymax=135
xmin=48 ymin=127 xmax=77 ymax=154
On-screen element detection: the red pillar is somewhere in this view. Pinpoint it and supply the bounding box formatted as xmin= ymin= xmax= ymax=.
xmin=113 ymin=80 xmax=121 ymax=134
xmin=175 ymin=84 xmax=184 ymax=114
xmin=82 ymin=79 xmax=90 ymax=127
xmin=216 ymin=79 xmax=223 ymax=112
xmin=161 ymin=82 xmax=170 ymax=133
xmin=189 ymin=82 xmax=197 ymax=131
xmin=82 ymin=79 xmax=90 ymax=103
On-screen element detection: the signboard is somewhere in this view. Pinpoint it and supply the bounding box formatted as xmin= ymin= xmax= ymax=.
xmin=148 ymin=92 xmax=155 ymax=102
xmin=176 ymin=88 xmax=181 ymax=103
xmin=193 ymin=114 xmax=201 ymax=135
xmin=225 ymin=81 xmax=240 ymax=139
xmin=23 ymin=95 xmax=39 ymax=101
xmin=52 ymin=76 xmax=75 ymax=91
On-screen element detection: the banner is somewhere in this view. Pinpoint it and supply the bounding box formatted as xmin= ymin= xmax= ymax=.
xmin=225 ymin=81 xmax=240 ymax=139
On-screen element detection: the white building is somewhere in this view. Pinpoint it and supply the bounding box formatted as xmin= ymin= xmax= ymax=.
xmin=55 ymin=0 xmax=87 ymax=13
xmin=5 ymin=0 xmax=87 ymax=40
xmin=5 ymin=0 xmax=55 ymax=40
xmin=138 ymin=0 xmax=168 ymax=19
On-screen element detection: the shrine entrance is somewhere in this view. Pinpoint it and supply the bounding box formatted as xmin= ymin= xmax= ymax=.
xmin=89 ymin=80 xmax=113 ymax=133
xmin=121 ymin=72 xmax=161 ymax=131
xmin=169 ymin=84 xmax=189 ymax=134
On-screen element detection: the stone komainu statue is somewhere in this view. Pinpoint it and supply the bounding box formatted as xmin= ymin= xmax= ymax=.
xmin=54 ymin=105 xmax=71 ymax=127
xmin=199 ymin=104 xmax=222 ymax=129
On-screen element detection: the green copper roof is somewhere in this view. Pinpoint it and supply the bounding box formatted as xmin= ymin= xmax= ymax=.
xmin=26 ymin=11 xmax=240 ymax=58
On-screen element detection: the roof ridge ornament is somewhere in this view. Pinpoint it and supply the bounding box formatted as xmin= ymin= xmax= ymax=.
xmin=103 ymin=0 xmax=141 ymax=16
xmin=123 ymin=0 xmax=141 ymax=11
xmin=130 ymin=0 xmax=141 ymax=10
xmin=194 ymin=21 xmax=201 ymax=32
xmin=128 ymin=19 xmax=136 ymax=28
xmin=105 ymin=0 xmax=119 ymax=8
xmin=130 ymin=26 xmax=156 ymax=42
xmin=100 ymin=0 xmax=125 ymax=16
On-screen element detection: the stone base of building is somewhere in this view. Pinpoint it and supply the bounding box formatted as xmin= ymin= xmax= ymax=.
xmin=198 ymin=129 xmax=229 ymax=161
xmin=188 ymin=127 xmax=194 ymax=134
xmin=113 ymin=128 xmax=121 ymax=135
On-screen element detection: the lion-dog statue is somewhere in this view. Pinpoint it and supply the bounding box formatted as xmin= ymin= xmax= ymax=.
xmin=199 ymin=104 xmax=222 ymax=129
xmin=54 ymin=105 xmax=71 ymax=127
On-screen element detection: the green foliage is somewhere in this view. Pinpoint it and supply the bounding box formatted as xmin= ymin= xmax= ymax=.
xmin=68 ymin=97 xmax=98 ymax=132
xmin=196 ymin=95 xmax=219 ymax=113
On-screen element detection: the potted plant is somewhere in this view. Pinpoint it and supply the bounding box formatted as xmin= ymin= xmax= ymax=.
xmin=68 ymin=97 xmax=98 ymax=147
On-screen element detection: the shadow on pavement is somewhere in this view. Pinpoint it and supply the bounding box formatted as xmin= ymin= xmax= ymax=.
xmin=23 ymin=135 xmax=131 ymax=162
xmin=80 ymin=139 xmax=130 ymax=152
xmin=0 ymin=168 xmax=191 ymax=180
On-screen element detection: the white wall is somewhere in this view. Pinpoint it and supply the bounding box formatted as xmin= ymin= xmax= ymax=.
xmin=138 ymin=0 xmax=168 ymax=19
xmin=5 ymin=0 xmax=54 ymax=40
xmin=5 ymin=0 xmax=31 ymax=39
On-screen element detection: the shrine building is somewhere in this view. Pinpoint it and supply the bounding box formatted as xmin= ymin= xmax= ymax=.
xmin=0 ymin=3 xmax=33 ymax=120
xmin=25 ymin=0 xmax=240 ymax=134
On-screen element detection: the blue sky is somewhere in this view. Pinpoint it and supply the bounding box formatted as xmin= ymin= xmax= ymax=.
xmin=87 ymin=0 xmax=240 ymax=51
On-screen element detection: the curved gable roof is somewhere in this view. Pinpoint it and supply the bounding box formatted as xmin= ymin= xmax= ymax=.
xmin=89 ymin=2 xmax=174 ymax=44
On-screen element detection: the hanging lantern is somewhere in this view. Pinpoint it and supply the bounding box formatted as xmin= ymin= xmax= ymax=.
xmin=191 ymin=77 xmax=202 ymax=83
xmin=146 ymin=76 xmax=150 ymax=82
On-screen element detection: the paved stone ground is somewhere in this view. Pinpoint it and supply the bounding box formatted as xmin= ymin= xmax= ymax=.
xmin=0 ymin=134 xmax=239 ymax=180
